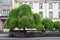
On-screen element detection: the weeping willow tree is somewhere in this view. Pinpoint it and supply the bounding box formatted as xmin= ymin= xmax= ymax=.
xmin=33 ymin=13 xmax=44 ymax=31
xmin=4 ymin=4 xmax=43 ymax=31
xmin=17 ymin=4 xmax=36 ymax=30
xmin=4 ymin=7 xmax=19 ymax=31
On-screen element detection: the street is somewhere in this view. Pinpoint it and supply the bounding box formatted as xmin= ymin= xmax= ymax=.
xmin=0 ymin=37 xmax=60 ymax=40
xmin=0 ymin=33 xmax=60 ymax=40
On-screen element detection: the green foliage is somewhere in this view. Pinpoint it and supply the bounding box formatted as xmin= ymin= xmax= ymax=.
xmin=4 ymin=4 xmax=37 ymax=30
xmin=18 ymin=4 xmax=32 ymax=18
xmin=36 ymin=24 xmax=44 ymax=30
xmin=18 ymin=16 xmax=35 ymax=29
xmin=9 ymin=7 xmax=19 ymax=18
xmin=54 ymin=21 xmax=60 ymax=30
xmin=33 ymin=13 xmax=44 ymax=30
xmin=33 ymin=13 xmax=41 ymax=25
xmin=42 ymin=18 xmax=54 ymax=30
xmin=9 ymin=18 xmax=17 ymax=30
xmin=17 ymin=4 xmax=35 ymax=29
xmin=4 ymin=18 xmax=9 ymax=29
xmin=5 ymin=4 xmax=55 ymax=31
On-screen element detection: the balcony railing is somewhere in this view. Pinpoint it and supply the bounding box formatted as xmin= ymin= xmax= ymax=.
xmin=0 ymin=14 xmax=8 ymax=17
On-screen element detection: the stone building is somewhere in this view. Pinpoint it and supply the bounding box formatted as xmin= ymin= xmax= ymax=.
xmin=0 ymin=0 xmax=60 ymax=32
xmin=0 ymin=0 xmax=12 ymax=32
xmin=13 ymin=0 xmax=60 ymax=21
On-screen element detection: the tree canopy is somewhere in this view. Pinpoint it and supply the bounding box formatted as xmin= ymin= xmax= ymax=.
xmin=54 ymin=21 xmax=60 ymax=30
xmin=4 ymin=4 xmax=42 ymax=30
xmin=42 ymin=18 xmax=54 ymax=30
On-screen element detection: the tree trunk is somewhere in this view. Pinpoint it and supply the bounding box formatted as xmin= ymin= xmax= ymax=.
xmin=23 ymin=28 xmax=25 ymax=31
xmin=23 ymin=28 xmax=27 ymax=37
xmin=42 ymin=30 xmax=46 ymax=32
xmin=10 ymin=29 xmax=13 ymax=32
xmin=59 ymin=30 xmax=60 ymax=32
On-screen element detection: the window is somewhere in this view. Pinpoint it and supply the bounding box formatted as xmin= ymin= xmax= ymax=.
xmin=29 ymin=2 xmax=33 ymax=8
xmin=2 ymin=9 xmax=10 ymax=16
xmin=58 ymin=12 xmax=60 ymax=18
xmin=2 ymin=0 xmax=10 ymax=5
xmin=24 ymin=2 xmax=27 ymax=4
xmin=39 ymin=12 xmax=43 ymax=18
xmin=39 ymin=3 xmax=43 ymax=9
xmin=19 ymin=2 xmax=22 ymax=5
xmin=49 ymin=3 xmax=53 ymax=9
xmin=49 ymin=11 xmax=53 ymax=18
xmin=58 ymin=3 xmax=60 ymax=9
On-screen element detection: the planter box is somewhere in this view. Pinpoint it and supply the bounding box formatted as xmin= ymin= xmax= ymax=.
xmin=9 ymin=30 xmax=60 ymax=38
xmin=9 ymin=30 xmax=27 ymax=38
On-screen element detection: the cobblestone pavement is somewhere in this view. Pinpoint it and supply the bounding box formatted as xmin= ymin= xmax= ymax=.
xmin=0 ymin=33 xmax=60 ymax=40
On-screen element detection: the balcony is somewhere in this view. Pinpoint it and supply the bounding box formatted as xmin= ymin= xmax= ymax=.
xmin=0 ymin=13 xmax=8 ymax=19
xmin=0 ymin=13 xmax=8 ymax=17
xmin=0 ymin=15 xmax=8 ymax=17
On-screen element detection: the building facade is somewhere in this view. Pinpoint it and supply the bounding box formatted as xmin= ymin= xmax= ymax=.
xmin=13 ymin=0 xmax=60 ymax=21
xmin=0 ymin=0 xmax=60 ymax=32
xmin=0 ymin=0 xmax=12 ymax=32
